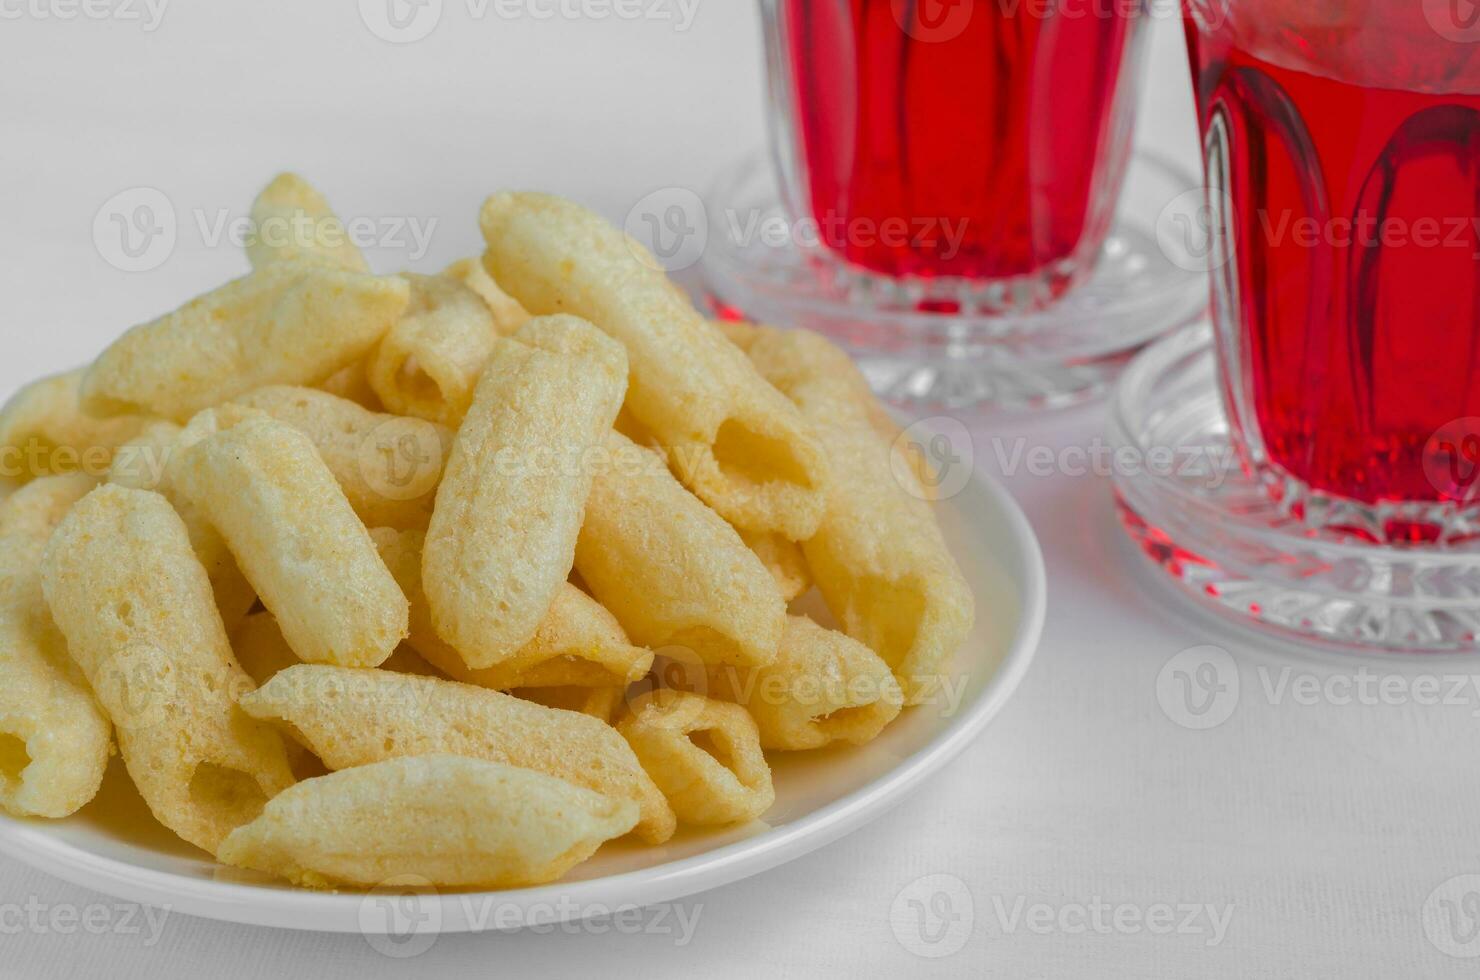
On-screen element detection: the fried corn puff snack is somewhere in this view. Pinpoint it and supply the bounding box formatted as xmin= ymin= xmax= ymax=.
xmin=108 ymin=419 xmax=257 ymax=629
xmin=744 ymin=326 xmax=975 ymax=704
xmin=617 ymin=690 xmax=775 ymax=826
xmin=367 ymin=272 xmax=499 ymax=427
xmin=0 ymin=475 xmax=112 ymax=818
xmin=373 ymin=527 xmax=653 ymax=690
xmin=424 ymin=315 xmax=627 ymax=668
xmin=575 ymin=431 xmax=784 ymax=668
xmin=218 ymin=755 xmax=637 ymax=889
xmin=704 ymin=615 xmax=903 ymax=751
xmin=479 ymin=191 xmax=829 ymax=540
xmin=0 ymin=369 xmax=150 ymax=482
xmin=238 ymin=664 xmax=675 ymax=844
xmin=40 ymin=484 xmax=294 ymax=853
xmin=80 ymin=263 xmax=409 ymax=421
xmin=245 ymin=172 xmax=370 ymax=273
xmin=172 ymin=414 xmax=408 ymax=668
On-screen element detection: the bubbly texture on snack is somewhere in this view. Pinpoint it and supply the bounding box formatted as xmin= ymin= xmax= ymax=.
xmin=618 ymin=690 xmax=775 ymax=826
xmin=423 ymin=316 xmax=628 ymax=669
xmin=172 ymin=414 xmax=408 ymax=668
xmin=80 ymin=264 xmax=409 ymax=421
xmin=239 ymin=664 xmax=675 ymax=844
xmin=0 ymin=475 xmax=112 ymax=818
xmin=40 ymin=484 xmax=294 ymax=854
xmin=217 ymin=754 xmax=638 ymax=889
xmin=742 ymin=326 xmax=974 ymax=704
xmin=479 ymin=191 xmax=831 ymax=540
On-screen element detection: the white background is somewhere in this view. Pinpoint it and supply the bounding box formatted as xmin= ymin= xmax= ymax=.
xmin=3 ymin=2 xmax=1480 ymax=977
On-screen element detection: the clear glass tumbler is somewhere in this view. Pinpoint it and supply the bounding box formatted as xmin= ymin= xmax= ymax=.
xmin=761 ymin=0 xmax=1152 ymax=311
xmin=1184 ymin=0 xmax=1480 ymax=542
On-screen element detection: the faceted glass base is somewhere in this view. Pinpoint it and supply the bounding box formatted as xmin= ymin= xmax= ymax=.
xmin=700 ymin=150 xmax=1209 ymax=411
xmin=1111 ymin=323 xmax=1480 ymax=653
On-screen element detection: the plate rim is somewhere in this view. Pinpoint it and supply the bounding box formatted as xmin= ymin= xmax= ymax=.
xmin=0 ymin=469 xmax=1046 ymax=934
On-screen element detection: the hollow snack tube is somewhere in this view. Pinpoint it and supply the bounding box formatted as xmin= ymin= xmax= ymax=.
xmin=245 ymin=172 xmax=370 ymax=273
xmin=367 ymin=272 xmax=498 ymax=427
xmin=701 ymin=615 xmax=903 ymax=751
xmin=108 ymin=419 xmax=257 ymax=630
xmin=0 ymin=474 xmax=112 ymax=818
xmin=574 ymin=431 xmax=784 ymax=669
xmin=374 ymin=525 xmax=653 ymax=690
xmin=80 ymin=262 xmax=409 ymax=421
xmin=743 ymin=326 xmax=975 ymax=704
xmin=238 ymin=664 xmax=675 ymax=844
xmin=0 ymin=369 xmax=150 ymax=483
xmin=479 ymin=191 xmax=830 ymax=540
xmin=172 ymin=414 xmax=408 ymax=668
xmin=617 ymin=689 xmax=775 ymax=826
xmin=40 ymin=484 xmax=295 ymax=854
xmin=217 ymin=754 xmax=637 ymax=889
xmin=423 ymin=315 xmax=627 ymax=668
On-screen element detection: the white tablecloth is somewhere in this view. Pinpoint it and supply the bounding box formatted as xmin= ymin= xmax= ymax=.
xmin=2 ymin=4 xmax=1476 ymax=977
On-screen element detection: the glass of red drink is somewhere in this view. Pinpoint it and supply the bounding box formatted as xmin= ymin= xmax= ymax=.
xmin=762 ymin=0 xmax=1152 ymax=311
xmin=1184 ymin=0 xmax=1480 ymax=541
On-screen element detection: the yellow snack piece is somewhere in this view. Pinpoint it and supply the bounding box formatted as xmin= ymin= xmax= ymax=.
xmin=109 ymin=419 xmax=257 ymax=630
xmin=617 ymin=690 xmax=774 ymax=826
xmin=238 ymin=664 xmax=675 ymax=845
xmin=172 ymin=414 xmax=408 ymax=668
xmin=424 ymin=316 xmax=627 ymax=669
xmin=217 ymin=754 xmax=637 ymax=889
xmin=740 ymin=529 xmax=812 ymax=602
xmin=575 ymin=431 xmax=784 ymax=669
xmin=374 ymin=527 xmax=652 ymax=690
xmin=0 ymin=475 xmax=112 ymax=818
xmin=367 ymin=273 xmax=498 ymax=427
xmin=80 ymin=263 xmax=410 ymax=421
xmin=744 ymin=326 xmax=975 ymax=704
xmin=40 ymin=484 xmax=294 ymax=854
xmin=0 ymin=369 xmax=150 ymax=483
xmin=704 ymin=615 xmax=903 ymax=751
xmin=231 ymin=386 xmax=451 ymax=530
xmin=442 ymin=257 xmax=531 ymax=334
xmin=479 ymin=192 xmax=830 ymax=540
xmin=245 ymin=172 xmax=370 ymax=273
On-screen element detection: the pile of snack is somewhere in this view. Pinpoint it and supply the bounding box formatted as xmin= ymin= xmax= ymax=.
xmin=0 ymin=175 xmax=974 ymax=890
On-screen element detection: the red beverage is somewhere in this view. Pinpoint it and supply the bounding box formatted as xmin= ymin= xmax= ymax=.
xmin=1185 ymin=3 xmax=1480 ymax=532
xmin=767 ymin=0 xmax=1146 ymax=304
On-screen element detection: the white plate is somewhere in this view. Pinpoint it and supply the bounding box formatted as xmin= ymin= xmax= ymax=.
xmin=0 ymin=470 xmax=1044 ymax=934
